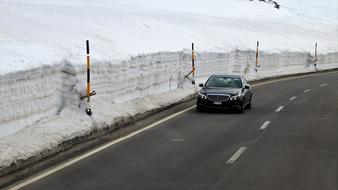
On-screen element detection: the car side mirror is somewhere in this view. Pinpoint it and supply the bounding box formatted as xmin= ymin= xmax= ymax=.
xmin=199 ymin=83 xmax=204 ymax=87
xmin=244 ymin=85 xmax=250 ymax=89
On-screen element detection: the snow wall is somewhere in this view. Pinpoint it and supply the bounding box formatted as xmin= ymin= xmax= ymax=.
xmin=0 ymin=50 xmax=338 ymax=176
xmin=1 ymin=50 xmax=338 ymax=139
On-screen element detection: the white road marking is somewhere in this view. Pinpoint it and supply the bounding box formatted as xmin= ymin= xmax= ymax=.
xmin=226 ymin=146 xmax=247 ymax=164
xmin=320 ymin=83 xmax=328 ymax=87
xmin=169 ymin=138 xmax=184 ymax=142
xmin=259 ymin=121 xmax=271 ymax=130
xmin=275 ymin=106 xmax=284 ymax=112
xmin=289 ymin=96 xmax=297 ymax=101
xmin=7 ymin=106 xmax=196 ymax=190
xmin=304 ymin=89 xmax=311 ymax=93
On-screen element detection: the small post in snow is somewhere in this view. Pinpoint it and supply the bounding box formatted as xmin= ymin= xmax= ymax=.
xmin=86 ymin=40 xmax=92 ymax=116
xmin=314 ymin=42 xmax=318 ymax=61
xmin=314 ymin=42 xmax=318 ymax=69
xmin=192 ymin=43 xmax=195 ymax=85
xmin=255 ymin=41 xmax=260 ymax=72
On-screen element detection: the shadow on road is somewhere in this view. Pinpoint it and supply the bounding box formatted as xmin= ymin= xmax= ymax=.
xmin=196 ymin=108 xmax=251 ymax=115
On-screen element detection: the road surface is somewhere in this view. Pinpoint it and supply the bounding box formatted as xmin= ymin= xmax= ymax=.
xmin=10 ymin=71 xmax=338 ymax=190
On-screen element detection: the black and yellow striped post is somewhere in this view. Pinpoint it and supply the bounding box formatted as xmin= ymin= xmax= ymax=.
xmin=86 ymin=40 xmax=92 ymax=116
xmin=255 ymin=41 xmax=260 ymax=69
xmin=192 ymin=43 xmax=195 ymax=85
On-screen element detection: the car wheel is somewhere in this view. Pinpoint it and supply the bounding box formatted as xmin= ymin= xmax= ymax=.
xmin=196 ymin=105 xmax=204 ymax=112
xmin=239 ymin=102 xmax=245 ymax=113
xmin=246 ymin=95 xmax=252 ymax=109
xmin=246 ymin=102 xmax=251 ymax=109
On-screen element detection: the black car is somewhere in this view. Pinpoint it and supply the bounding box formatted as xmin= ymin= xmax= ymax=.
xmin=196 ymin=75 xmax=252 ymax=113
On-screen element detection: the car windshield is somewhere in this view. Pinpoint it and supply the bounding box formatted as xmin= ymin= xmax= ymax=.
xmin=205 ymin=76 xmax=242 ymax=88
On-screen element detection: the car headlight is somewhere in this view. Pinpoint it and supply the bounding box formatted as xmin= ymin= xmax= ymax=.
xmin=198 ymin=92 xmax=207 ymax=99
xmin=230 ymin=95 xmax=240 ymax=101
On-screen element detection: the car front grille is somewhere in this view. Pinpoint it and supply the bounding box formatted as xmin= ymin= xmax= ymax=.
xmin=207 ymin=94 xmax=230 ymax=102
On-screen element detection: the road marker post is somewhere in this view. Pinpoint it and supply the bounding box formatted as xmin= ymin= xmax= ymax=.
xmin=255 ymin=41 xmax=260 ymax=72
xmin=314 ymin=42 xmax=318 ymax=68
xmin=315 ymin=42 xmax=318 ymax=61
xmin=192 ymin=43 xmax=196 ymax=85
xmin=184 ymin=43 xmax=196 ymax=85
xmin=86 ymin=40 xmax=92 ymax=116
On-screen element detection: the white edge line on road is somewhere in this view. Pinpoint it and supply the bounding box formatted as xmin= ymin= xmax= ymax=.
xmin=7 ymin=105 xmax=196 ymax=190
xmin=275 ymin=106 xmax=284 ymax=112
xmin=304 ymin=89 xmax=311 ymax=93
xmin=289 ymin=96 xmax=297 ymax=101
xmin=259 ymin=121 xmax=271 ymax=130
xmin=226 ymin=146 xmax=247 ymax=164
xmin=320 ymin=83 xmax=328 ymax=87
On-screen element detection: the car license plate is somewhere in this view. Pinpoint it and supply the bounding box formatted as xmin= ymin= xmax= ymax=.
xmin=213 ymin=101 xmax=222 ymax=105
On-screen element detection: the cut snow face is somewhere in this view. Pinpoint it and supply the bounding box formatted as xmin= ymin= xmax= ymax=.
xmin=1 ymin=50 xmax=338 ymax=139
xmin=0 ymin=0 xmax=337 ymax=74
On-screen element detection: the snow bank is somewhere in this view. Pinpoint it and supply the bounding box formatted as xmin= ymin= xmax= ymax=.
xmin=192 ymin=50 xmax=338 ymax=83
xmin=1 ymin=50 xmax=338 ymax=175
xmin=1 ymin=50 xmax=338 ymax=138
xmin=1 ymin=0 xmax=337 ymax=74
xmin=0 ymin=62 xmax=83 ymax=138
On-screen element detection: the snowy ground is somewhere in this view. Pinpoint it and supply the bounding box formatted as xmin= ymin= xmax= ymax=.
xmin=0 ymin=0 xmax=337 ymax=74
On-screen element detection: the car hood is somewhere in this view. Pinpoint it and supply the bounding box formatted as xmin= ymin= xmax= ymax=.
xmin=201 ymin=88 xmax=242 ymax=95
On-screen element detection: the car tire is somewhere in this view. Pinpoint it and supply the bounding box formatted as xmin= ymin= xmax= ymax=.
xmin=239 ymin=102 xmax=245 ymax=113
xmin=246 ymin=95 xmax=252 ymax=109
xmin=196 ymin=105 xmax=204 ymax=112
xmin=246 ymin=102 xmax=251 ymax=109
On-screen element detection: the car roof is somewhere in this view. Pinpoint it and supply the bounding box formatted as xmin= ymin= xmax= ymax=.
xmin=209 ymin=74 xmax=243 ymax=78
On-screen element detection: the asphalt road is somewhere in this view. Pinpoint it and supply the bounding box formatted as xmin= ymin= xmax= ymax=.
xmin=13 ymin=71 xmax=338 ymax=190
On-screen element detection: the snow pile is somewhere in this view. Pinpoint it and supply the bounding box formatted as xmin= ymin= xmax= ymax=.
xmin=4 ymin=50 xmax=337 ymax=138
xmin=0 ymin=62 xmax=84 ymax=138
xmin=1 ymin=50 xmax=338 ymax=174
xmin=1 ymin=50 xmax=338 ymax=133
xmin=0 ymin=0 xmax=337 ymax=74
xmin=0 ymin=53 xmax=187 ymax=138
